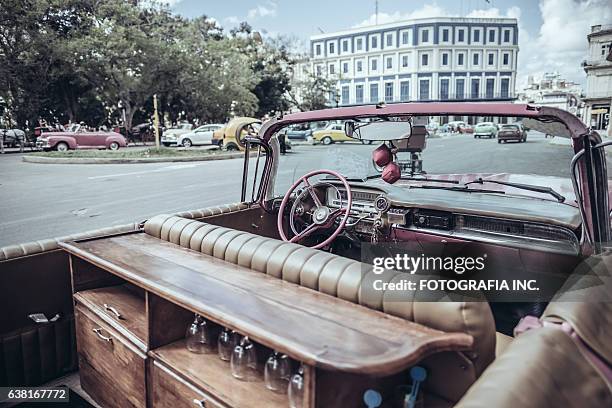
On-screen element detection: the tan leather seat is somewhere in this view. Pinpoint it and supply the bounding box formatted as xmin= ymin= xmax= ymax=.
xmin=456 ymin=327 xmax=612 ymax=408
xmin=143 ymin=215 xmax=497 ymax=403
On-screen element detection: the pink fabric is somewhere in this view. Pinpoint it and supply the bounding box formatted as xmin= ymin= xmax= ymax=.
xmin=382 ymin=161 xmax=401 ymax=184
xmin=277 ymin=169 xmax=352 ymax=249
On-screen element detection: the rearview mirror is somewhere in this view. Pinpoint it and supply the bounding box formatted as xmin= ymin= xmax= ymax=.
xmin=345 ymin=120 xmax=412 ymax=141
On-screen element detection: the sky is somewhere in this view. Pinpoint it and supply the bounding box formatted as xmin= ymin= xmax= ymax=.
xmin=167 ymin=0 xmax=612 ymax=89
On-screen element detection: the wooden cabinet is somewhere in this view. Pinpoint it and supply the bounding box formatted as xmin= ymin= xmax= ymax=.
xmin=149 ymin=360 xmax=225 ymax=408
xmin=63 ymin=233 xmax=472 ymax=408
xmin=75 ymin=304 xmax=146 ymax=408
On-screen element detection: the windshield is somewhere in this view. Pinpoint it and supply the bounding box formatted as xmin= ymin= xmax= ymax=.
xmin=272 ymin=114 xmax=612 ymax=201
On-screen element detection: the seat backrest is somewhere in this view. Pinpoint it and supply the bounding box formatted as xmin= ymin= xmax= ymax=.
xmin=144 ymin=214 xmax=496 ymax=402
xmin=456 ymin=327 xmax=612 ymax=408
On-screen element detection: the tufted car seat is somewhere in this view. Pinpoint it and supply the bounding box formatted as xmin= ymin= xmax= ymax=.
xmin=144 ymin=214 xmax=498 ymax=403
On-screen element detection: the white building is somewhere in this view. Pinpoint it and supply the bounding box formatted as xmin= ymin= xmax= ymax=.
xmin=517 ymin=72 xmax=583 ymax=116
xmin=309 ymin=17 xmax=519 ymax=120
xmin=582 ymin=24 xmax=612 ymax=135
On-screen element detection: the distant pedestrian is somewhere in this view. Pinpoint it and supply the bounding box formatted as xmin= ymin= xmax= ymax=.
xmin=279 ymin=132 xmax=287 ymax=155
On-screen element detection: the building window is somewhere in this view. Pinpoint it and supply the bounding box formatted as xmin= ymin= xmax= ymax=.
xmin=384 ymin=82 xmax=394 ymax=102
xmin=457 ymin=53 xmax=465 ymax=66
xmin=386 ymin=56 xmax=393 ymax=69
xmin=329 ymin=43 xmax=335 ymax=54
xmin=440 ymin=78 xmax=450 ymax=100
xmin=356 ymin=60 xmax=363 ymax=72
xmin=329 ymin=64 xmax=335 ymax=75
xmin=503 ymin=29 xmax=511 ymax=43
xmin=471 ymin=78 xmax=480 ymax=99
xmin=315 ymin=44 xmax=321 ymax=56
xmin=488 ymin=29 xmax=495 ymax=43
xmin=442 ymin=29 xmax=449 ymax=42
xmin=473 ymin=53 xmax=479 ymax=65
xmin=442 ymin=53 xmax=449 ymax=66
xmin=386 ymin=33 xmax=393 ymax=46
xmin=457 ymin=29 xmax=465 ymax=42
xmin=486 ymin=78 xmax=495 ymax=99
xmin=356 ymin=84 xmax=364 ymax=104
xmin=371 ymin=36 xmax=378 ymax=48
xmin=473 ymin=30 xmax=481 ymax=42
xmin=421 ymin=29 xmax=429 ymax=43
xmin=421 ymin=54 xmax=429 ymax=66
xmin=402 ymin=31 xmax=409 ymax=44
xmin=400 ymin=81 xmax=410 ymax=101
xmin=342 ymin=40 xmax=349 ymax=52
xmin=370 ymin=83 xmax=379 ymax=102
xmin=356 ymin=38 xmax=363 ymax=51
xmin=488 ymin=53 xmax=494 ymax=65
xmin=419 ymin=79 xmax=430 ymax=100
xmin=502 ymin=53 xmax=510 ymax=65
xmin=342 ymin=62 xmax=349 ymax=74
xmin=402 ymin=55 xmax=409 ymax=68
xmin=371 ymin=58 xmax=378 ymax=71
xmin=500 ymin=78 xmax=510 ymax=98
xmin=316 ymin=65 xmax=322 ymax=76
xmin=456 ymin=78 xmax=465 ymax=99
xmin=341 ymin=85 xmax=349 ymax=105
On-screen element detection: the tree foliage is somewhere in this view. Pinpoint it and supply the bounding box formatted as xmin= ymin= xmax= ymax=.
xmin=0 ymin=0 xmax=299 ymax=131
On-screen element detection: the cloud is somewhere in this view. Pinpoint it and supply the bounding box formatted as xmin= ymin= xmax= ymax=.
xmin=224 ymin=16 xmax=240 ymax=25
xmin=247 ymin=2 xmax=278 ymax=20
xmin=518 ymin=0 xmax=612 ymax=88
xmin=353 ymin=4 xmax=449 ymax=27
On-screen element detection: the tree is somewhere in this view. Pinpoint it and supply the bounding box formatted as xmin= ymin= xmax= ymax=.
xmin=289 ymin=73 xmax=336 ymax=111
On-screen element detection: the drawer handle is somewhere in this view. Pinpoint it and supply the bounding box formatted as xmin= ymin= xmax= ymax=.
xmin=192 ymin=399 xmax=206 ymax=407
xmin=92 ymin=328 xmax=113 ymax=343
xmin=103 ymin=304 xmax=123 ymax=320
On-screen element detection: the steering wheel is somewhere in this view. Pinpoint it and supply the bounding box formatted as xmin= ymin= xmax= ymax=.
xmin=277 ymin=169 xmax=352 ymax=249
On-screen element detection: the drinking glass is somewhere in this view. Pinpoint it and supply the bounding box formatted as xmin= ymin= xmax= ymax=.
xmin=230 ymin=336 xmax=258 ymax=381
xmin=217 ymin=327 xmax=234 ymax=361
xmin=264 ymin=351 xmax=291 ymax=393
xmin=185 ymin=314 xmax=214 ymax=354
xmin=288 ymin=364 xmax=305 ymax=408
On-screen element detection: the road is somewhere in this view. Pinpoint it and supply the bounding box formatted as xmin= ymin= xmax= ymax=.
xmin=0 ymin=132 xmax=590 ymax=247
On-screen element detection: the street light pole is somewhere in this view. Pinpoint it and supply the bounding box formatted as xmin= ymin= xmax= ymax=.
xmin=153 ymin=94 xmax=160 ymax=149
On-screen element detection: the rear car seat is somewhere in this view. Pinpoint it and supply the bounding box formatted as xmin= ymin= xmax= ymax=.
xmin=145 ymin=214 xmax=498 ymax=403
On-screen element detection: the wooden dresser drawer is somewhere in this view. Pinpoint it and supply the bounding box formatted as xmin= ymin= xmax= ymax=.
xmin=75 ymin=304 xmax=146 ymax=408
xmin=150 ymin=360 xmax=226 ymax=408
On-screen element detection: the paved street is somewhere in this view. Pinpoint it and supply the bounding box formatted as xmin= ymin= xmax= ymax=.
xmin=0 ymin=132 xmax=594 ymax=247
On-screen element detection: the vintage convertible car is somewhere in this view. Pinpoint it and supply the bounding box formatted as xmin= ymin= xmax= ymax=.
xmin=36 ymin=124 xmax=127 ymax=151
xmin=1 ymin=103 xmax=611 ymax=408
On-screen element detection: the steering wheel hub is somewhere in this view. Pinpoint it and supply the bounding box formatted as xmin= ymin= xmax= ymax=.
xmin=313 ymin=206 xmax=331 ymax=224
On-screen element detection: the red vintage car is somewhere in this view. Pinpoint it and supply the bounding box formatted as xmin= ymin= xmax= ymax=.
xmin=36 ymin=124 xmax=127 ymax=151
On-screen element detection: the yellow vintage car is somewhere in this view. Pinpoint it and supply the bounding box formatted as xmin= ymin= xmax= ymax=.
xmin=212 ymin=117 xmax=261 ymax=151
xmin=312 ymin=122 xmax=353 ymax=145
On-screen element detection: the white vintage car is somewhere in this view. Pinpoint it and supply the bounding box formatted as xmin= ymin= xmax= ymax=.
xmin=175 ymin=124 xmax=225 ymax=147
xmin=161 ymin=123 xmax=194 ymax=146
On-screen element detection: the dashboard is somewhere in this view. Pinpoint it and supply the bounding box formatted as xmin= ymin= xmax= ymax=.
xmin=325 ymin=185 xmax=581 ymax=256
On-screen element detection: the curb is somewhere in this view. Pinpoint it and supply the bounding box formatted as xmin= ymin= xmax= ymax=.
xmin=22 ymin=152 xmax=251 ymax=164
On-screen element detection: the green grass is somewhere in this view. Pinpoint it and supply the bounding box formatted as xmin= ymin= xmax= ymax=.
xmin=29 ymin=147 xmax=225 ymax=159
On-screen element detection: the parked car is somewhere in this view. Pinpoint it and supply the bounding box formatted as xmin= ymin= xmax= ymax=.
xmin=312 ymin=122 xmax=353 ymax=145
xmin=160 ymin=123 xmax=193 ymax=145
xmin=212 ymin=117 xmax=261 ymax=151
xmin=474 ymin=122 xmax=498 ymax=139
xmin=36 ymin=124 xmax=127 ymax=151
xmin=164 ymin=124 xmax=224 ymax=147
xmin=497 ymin=123 xmax=527 ymax=143
xmin=1 ymin=128 xmax=25 ymax=147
